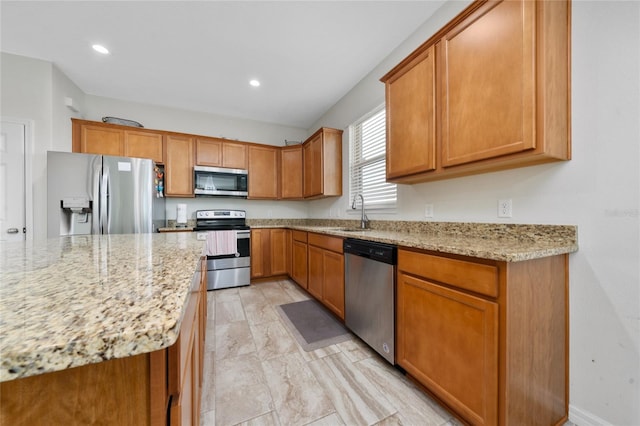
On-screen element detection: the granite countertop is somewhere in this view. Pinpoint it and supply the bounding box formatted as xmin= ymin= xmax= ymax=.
xmin=0 ymin=220 xmax=578 ymax=382
xmin=248 ymin=219 xmax=578 ymax=262
xmin=158 ymin=226 xmax=194 ymax=232
xmin=0 ymin=233 xmax=205 ymax=383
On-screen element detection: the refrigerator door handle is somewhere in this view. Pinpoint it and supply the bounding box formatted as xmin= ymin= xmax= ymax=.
xmin=101 ymin=164 xmax=110 ymax=234
xmin=92 ymin=157 xmax=102 ymax=234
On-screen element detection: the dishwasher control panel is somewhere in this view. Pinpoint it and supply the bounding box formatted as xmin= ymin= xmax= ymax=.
xmin=343 ymin=239 xmax=397 ymax=264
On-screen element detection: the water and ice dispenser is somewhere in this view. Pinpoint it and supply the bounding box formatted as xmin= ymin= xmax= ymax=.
xmin=59 ymin=197 xmax=92 ymax=236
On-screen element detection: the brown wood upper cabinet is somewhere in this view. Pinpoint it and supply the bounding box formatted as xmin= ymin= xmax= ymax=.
xmin=381 ymin=0 xmax=570 ymax=183
xmin=165 ymin=134 xmax=195 ymax=197
xmin=75 ymin=121 xmax=124 ymax=156
xmin=124 ymin=130 xmax=164 ymax=164
xmin=196 ymin=137 xmax=248 ymax=170
xmin=303 ymin=128 xmax=342 ymax=199
xmin=72 ymin=119 xmax=164 ymax=163
xmin=248 ymin=145 xmax=279 ymax=199
xmin=280 ymin=145 xmax=303 ymax=199
xmin=385 ymin=45 xmax=436 ymax=180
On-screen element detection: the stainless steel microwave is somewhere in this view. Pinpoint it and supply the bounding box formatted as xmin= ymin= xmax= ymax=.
xmin=194 ymin=166 xmax=248 ymax=197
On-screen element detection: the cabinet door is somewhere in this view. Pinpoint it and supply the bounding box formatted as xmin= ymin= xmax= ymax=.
xmin=322 ymin=250 xmax=344 ymax=320
xmin=251 ymin=229 xmax=269 ymax=279
xmin=397 ymin=271 xmax=498 ymax=425
xmin=385 ymin=45 xmax=436 ymax=179
xmin=291 ymin=240 xmax=308 ymax=289
xmin=165 ymin=135 xmax=194 ymax=197
xmin=80 ymin=125 xmax=124 ymax=156
xmin=303 ymin=135 xmax=322 ymax=198
xmin=440 ymin=0 xmax=535 ymax=167
xmin=319 ymin=129 xmax=342 ymax=197
xmin=248 ymin=145 xmax=279 ymax=199
xmin=307 ymin=245 xmax=323 ymax=300
xmin=196 ymin=138 xmax=222 ymax=166
xmin=280 ymin=145 xmax=303 ymax=199
xmin=124 ymin=130 xmax=164 ymax=163
xmin=191 ymin=301 xmax=201 ymax=426
xmin=270 ymin=229 xmax=288 ymax=276
xmin=285 ymin=229 xmax=292 ymax=277
xmin=222 ymin=142 xmax=248 ymax=169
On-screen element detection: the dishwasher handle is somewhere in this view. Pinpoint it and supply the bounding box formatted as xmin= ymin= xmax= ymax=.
xmin=343 ymin=239 xmax=397 ymax=265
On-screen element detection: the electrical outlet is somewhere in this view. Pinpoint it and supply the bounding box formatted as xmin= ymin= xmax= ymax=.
xmin=424 ymin=203 xmax=434 ymax=218
xmin=498 ymin=199 xmax=513 ymax=218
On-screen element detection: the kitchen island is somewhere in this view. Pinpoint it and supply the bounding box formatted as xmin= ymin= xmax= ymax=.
xmin=0 ymin=232 xmax=207 ymax=425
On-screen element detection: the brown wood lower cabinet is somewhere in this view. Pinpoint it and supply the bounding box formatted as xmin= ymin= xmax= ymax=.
xmin=397 ymin=249 xmax=568 ymax=426
xmin=168 ymin=259 xmax=207 ymax=425
xmin=290 ymin=230 xmax=308 ymax=288
xmin=397 ymin=271 xmax=499 ymax=425
xmin=0 ymin=259 xmax=207 ymax=426
xmin=307 ymin=233 xmax=344 ymax=320
xmin=251 ymin=228 xmax=288 ymax=279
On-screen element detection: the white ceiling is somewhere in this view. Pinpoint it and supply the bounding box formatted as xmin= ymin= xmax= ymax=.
xmin=1 ymin=1 xmax=443 ymax=129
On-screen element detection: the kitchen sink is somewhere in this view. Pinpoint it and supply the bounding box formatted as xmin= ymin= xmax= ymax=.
xmin=336 ymin=227 xmax=372 ymax=232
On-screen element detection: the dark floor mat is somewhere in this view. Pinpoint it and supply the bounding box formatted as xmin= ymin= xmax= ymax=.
xmin=276 ymin=299 xmax=352 ymax=351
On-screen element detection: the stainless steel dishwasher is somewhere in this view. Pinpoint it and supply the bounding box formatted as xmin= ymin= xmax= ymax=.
xmin=344 ymin=238 xmax=397 ymax=364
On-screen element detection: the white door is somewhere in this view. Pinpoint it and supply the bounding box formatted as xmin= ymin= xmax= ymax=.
xmin=0 ymin=121 xmax=26 ymax=241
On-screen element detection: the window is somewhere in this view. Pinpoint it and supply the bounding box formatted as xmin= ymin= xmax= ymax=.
xmin=349 ymin=105 xmax=396 ymax=210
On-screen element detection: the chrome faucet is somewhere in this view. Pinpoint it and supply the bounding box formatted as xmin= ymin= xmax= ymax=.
xmin=352 ymin=194 xmax=369 ymax=229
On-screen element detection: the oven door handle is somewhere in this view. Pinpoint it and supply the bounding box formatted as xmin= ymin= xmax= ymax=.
xmin=236 ymin=230 xmax=250 ymax=239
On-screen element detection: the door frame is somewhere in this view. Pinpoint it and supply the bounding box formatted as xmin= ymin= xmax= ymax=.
xmin=1 ymin=117 xmax=34 ymax=241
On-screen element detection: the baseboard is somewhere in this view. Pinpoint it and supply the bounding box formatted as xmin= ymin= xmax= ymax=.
xmin=569 ymin=404 xmax=612 ymax=426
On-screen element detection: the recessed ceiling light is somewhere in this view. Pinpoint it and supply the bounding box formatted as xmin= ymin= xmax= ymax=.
xmin=249 ymin=79 xmax=260 ymax=87
xmin=92 ymin=44 xmax=109 ymax=55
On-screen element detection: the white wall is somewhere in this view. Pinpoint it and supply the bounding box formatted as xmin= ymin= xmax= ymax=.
xmin=1 ymin=53 xmax=87 ymax=240
xmin=51 ymin=64 xmax=85 ymax=151
xmin=165 ymin=198 xmax=307 ymax=224
xmin=310 ymin=1 xmax=640 ymax=425
xmin=1 ymin=53 xmax=53 ymax=240
xmin=84 ymin=95 xmax=307 ymax=147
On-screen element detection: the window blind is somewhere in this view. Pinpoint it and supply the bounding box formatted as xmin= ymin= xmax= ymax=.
xmin=349 ymin=106 xmax=396 ymax=209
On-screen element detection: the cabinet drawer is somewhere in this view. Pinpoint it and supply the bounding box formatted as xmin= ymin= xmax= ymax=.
xmin=292 ymin=230 xmax=307 ymax=243
xmin=308 ymin=233 xmax=343 ymax=254
xmin=398 ymin=249 xmax=498 ymax=298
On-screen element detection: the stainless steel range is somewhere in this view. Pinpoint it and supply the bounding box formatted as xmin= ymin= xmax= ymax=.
xmin=195 ymin=209 xmax=250 ymax=290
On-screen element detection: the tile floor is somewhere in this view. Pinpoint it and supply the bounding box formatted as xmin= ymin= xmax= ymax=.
xmin=200 ymin=278 xmax=464 ymax=426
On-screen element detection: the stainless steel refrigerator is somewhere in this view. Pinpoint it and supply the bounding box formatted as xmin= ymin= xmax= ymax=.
xmin=47 ymin=151 xmax=165 ymax=238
